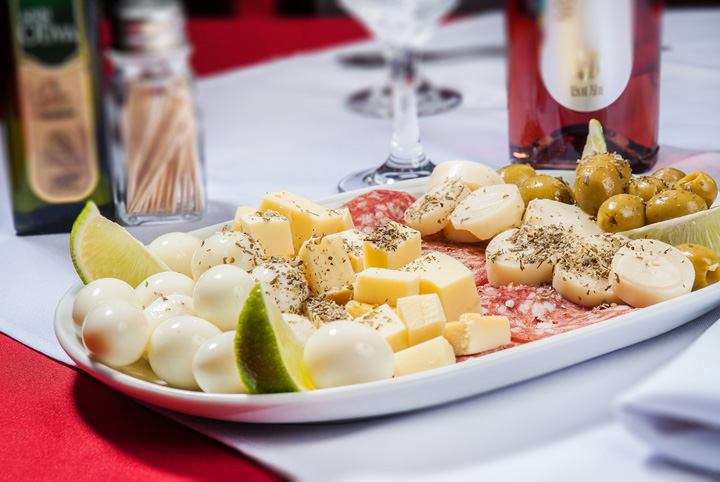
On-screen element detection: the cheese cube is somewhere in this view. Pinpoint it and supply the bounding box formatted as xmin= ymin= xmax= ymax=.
xmin=396 ymin=293 xmax=446 ymax=346
xmin=237 ymin=210 xmax=294 ymax=258
xmin=259 ymin=191 xmax=345 ymax=253
xmin=400 ymin=252 xmax=481 ymax=321
xmin=297 ymin=233 xmax=356 ymax=297
xmin=394 ymin=336 xmax=456 ymax=377
xmin=444 ymin=314 xmax=511 ymax=356
xmin=363 ymin=222 xmax=421 ymax=270
xmin=354 ymin=267 xmax=420 ymax=306
xmin=345 ymin=300 xmax=377 ymax=319
xmin=338 ymin=208 xmax=355 ymax=231
xmin=232 ymin=206 xmax=257 ymax=231
xmin=339 ymin=228 xmax=366 ymax=273
xmin=356 ymin=304 xmax=408 ymax=352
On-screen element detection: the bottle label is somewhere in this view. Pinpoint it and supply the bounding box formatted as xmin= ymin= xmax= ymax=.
xmin=539 ymin=0 xmax=634 ymax=113
xmin=10 ymin=0 xmax=99 ymax=203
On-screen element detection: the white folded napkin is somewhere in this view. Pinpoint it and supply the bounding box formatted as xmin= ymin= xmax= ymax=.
xmin=616 ymin=319 xmax=720 ymax=473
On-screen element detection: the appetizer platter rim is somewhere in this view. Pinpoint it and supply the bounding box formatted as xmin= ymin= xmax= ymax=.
xmin=54 ymin=174 xmax=720 ymax=424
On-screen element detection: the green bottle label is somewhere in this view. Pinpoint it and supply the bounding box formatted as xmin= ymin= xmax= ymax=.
xmin=13 ymin=0 xmax=81 ymax=65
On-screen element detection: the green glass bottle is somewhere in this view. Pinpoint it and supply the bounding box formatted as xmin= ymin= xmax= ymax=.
xmin=1 ymin=0 xmax=113 ymax=234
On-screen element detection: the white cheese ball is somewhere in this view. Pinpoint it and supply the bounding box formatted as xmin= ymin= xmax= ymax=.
xmin=135 ymin=271 xmax=195 ymax=309
xmin=303 ymin=321 xmax=394 ymax=389
xmin=148 ymin=316 xmax=222 ymax=390
xmin=193 ymin=264 xmax=255 ymax=331
xmin=251 ymin=261 xmax=309 ymax=313
xmin=147 ymin=232 xmax=203 ymax=278
xmin=427 ymin=160 xmax=504 ymax=191
xmin=191 ymin=231 xmax=265 ymax=280
xmin=72 ymin=278 xmax=141 ymax=332
xmin=82 ymin=299 xmax=150 ymax=367
xmin=192 ymin=331 xmax=247 ymax=394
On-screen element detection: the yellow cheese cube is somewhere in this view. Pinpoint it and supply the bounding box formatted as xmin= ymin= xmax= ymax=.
xmin=338 ymin=228 xmax=366 ymax=273
xmin=394 ymin=336 xmax=456 ymax=377
xmin=259 ymin=191 xmax=345 ymax=253
xmin=297 ymin=233 xmax=356 ymax=297
xmin=338 ymin=208 xmax=355 ymax=231
xmin=232 ymin=206 xmax=257 ymax=231
xmin=396 ymin=293 xmax=446 ymax=346
xmin=356 ymin=304 xmax=408 ymax=352
xmin=345 ymin=300 xmax=377 ymax=319
xmin=363 ymin=222 xmax=421 ymax=270
xmin=444 ymin=314 xmax=511 ymax=356
xmin=400 ymin=252 xmax=481 ymax=321
xmin=237 ymin=210 xmax=294 ymax=258
xmin=354 ymin=267 xmax=420 ymax=306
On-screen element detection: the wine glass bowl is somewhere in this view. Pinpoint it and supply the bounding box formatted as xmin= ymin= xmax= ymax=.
xmin=337 ymin=0 xmax=459 ymax=192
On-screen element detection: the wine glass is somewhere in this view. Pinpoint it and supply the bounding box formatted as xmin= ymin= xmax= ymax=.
xmin=337 ymin=0 xmax=458 ymax=192
xmin=346 ymin=78 xmax=462 ymax=118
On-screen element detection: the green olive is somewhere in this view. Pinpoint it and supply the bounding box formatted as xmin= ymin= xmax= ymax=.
xmin=498 ymin=164 xmax=537 ymax=188
xmin=674 ymin=171 xmax=718 ymax=208
xmin=578 ymin=152 xmax=632 ymax=187
xmin=596 ymin=194 xmax=646 ymax=233
xmin=625 ymin=176 xmax=668 ymax=203
xmin=675 ymin=243 xmax=720 ymax=290
xmin=645 ymin=189 xmax=708 ymax=224
xmin=573 ymin=162 xmax=624 ymax=216
xmin=651 ymin=167 xmax=686 ymax=188
xmin=519 ymin=174 xmax=574 ymax=206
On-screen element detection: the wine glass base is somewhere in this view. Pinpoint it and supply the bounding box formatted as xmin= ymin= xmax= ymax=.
xmin=337 ymin=160 xmax=436 ymax=192
xmin=346 ymin=81 xmax=462 ymax=118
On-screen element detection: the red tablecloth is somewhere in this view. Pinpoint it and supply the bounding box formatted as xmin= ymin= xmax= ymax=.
xmin=1 ymin=17 xmax=368 ymax=481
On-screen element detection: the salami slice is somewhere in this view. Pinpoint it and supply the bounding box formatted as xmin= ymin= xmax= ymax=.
xmin=477 ymin=284 xmax=635 ymax=343
xmin=342 ymin=190 xmax=416 ymax=234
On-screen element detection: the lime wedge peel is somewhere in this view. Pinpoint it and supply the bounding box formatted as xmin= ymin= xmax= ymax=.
xmin=235 ymin=284 xmax=314 ymax=394
xmin=620 ymin=207 xmax=720 ymax=259
xmin=70 ymin=201 xmax=170 ymax=287
xmin=581 ymin=119 xmax=608 ymax=159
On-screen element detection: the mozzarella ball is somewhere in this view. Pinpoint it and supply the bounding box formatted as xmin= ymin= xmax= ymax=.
xmin=144 ymin=294 xmax=195 ymax=333
xmin=135 ymin=271 xmax=195 ymax=309
xmin=82 ymin=299 xmax=150 ymax=367
xmin=191 ymin=231 xmax=265 ymax=280
xmin=303 ymin=321 xmax=394 ymax=389
xmin=251 ymin=261 xmax=309 ymax=313
xmin=147 ymin=232 xmax=202 ymax=278
xmin=193 ymin=264 xmax=255 ymax=331
xmin=427 ymin=160 xmax=504 ymax=191
xmin=192 ymin=331 xmax=247 ymax=394
xmin=72 ymin=278 xmax=141 ymax=332
xmin=148 ymin=316 xmax=222 ymax=390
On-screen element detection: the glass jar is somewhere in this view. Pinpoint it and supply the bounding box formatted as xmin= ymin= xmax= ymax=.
xmin=108 ymin=0 xmax=205 ymax=225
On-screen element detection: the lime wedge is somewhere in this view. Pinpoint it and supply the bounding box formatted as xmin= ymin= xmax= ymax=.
xmin=70 ymin=201 xmax=170 ymax=287
xmin=581 ymin=119 xmax=608 ymax=159
xmin=620 ymin=207 xmax=720 ymax=258
xmin=235 ymin=284 xmax=314 ymax=394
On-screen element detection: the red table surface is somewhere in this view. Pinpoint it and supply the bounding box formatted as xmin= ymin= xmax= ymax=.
xmin=1 ymin=17 xmax=368 ymax=481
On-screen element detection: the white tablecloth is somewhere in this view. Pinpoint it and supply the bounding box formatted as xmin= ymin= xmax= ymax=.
xmin=2 ymin=8 xmax=720 ymax=481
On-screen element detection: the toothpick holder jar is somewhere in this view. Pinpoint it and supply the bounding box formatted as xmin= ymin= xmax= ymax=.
xmin=109 ymin=0 xmax=205 ymax=225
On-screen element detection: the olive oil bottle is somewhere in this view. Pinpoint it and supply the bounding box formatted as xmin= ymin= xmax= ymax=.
xmin=1 ymin=0 xmax=113 ymax=234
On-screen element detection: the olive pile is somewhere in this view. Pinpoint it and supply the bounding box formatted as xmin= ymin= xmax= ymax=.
xmin=498 ymin=154 xmax=718 ymax=234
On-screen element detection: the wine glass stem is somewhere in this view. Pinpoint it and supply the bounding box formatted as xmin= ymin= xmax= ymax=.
xmin=387 ymin=46 xmax=428 ymax=170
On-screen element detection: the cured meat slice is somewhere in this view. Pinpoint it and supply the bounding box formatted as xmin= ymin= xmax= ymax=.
xmin=342 ymin=190 xmax=416 ymax=234
xmin=477 ymin=284 xmax=635 ymax=342
xmin=422 ymin=235 xmax=488 ymax=285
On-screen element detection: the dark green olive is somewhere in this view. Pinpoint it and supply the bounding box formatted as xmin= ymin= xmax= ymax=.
xmin=651 ymin=167 xmax=686 ymax=188
xmin=674 ymin=171 xmax=717 ymax=208
xmin=596 ymin=194 xmax=646 ymax=233
xmin=519 ymin=174 xmax=574 ymax=206
xmin=675 ymin=243 xmax=720 ymax=290
xmin=625 ymin=176 xmax=668 ymax=203
xmin=578 ymin=152 xmax=632 ymax=187
xmin=498 ymin=164 xmax=537 ymax=188
xmin=573 ymin=162 xmax=624 ymax=216
xmin=645 ymin=189 xmax=707 ymax=224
